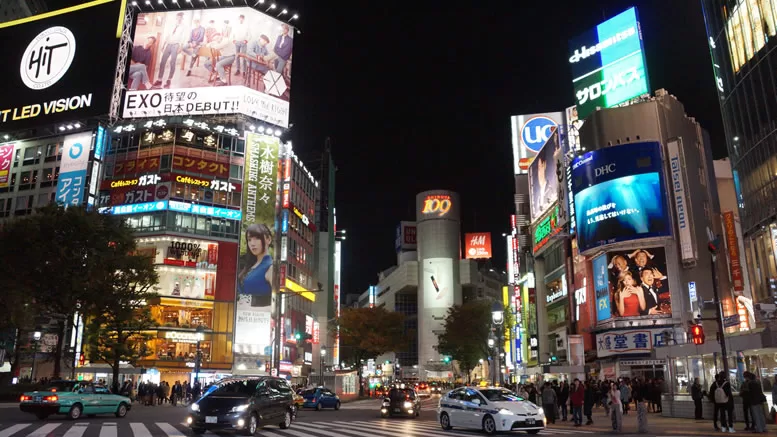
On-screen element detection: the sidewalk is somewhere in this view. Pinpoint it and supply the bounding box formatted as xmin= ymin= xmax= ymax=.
xmin=549 ymin=407 xmax=777 ymax=436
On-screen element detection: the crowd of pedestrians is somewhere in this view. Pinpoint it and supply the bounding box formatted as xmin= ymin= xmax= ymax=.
xmin=116 ymin=379 xmax=205 ymax=406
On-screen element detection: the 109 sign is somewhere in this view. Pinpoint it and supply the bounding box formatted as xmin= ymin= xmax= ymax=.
xmin=422 ymin=195 xmax=452 ymax=217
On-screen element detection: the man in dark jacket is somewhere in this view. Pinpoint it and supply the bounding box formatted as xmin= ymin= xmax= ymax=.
xmin=709 ymin=372 xmax=734 ymax=432
xmin=740 ymin=373 xmax=752 ymax=430
xmin=583 ymin=380 xmax=595 ymax=425
xmin=747 ymin=372 xmax=767 ymax=432
xmin=691 ymin=377 xmax=705 ymax=420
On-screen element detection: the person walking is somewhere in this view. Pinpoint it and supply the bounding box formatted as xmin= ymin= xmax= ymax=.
xmin=709 ymin=372 xmax=734 ymax=432
xmin=633 ymin=378 xmax=649 ymax=433
xmin=741 ymin=373 xmax=753 ymax=431
xmin=620 ymin=379 xmax=632 ymax=415
xmin=746 ymin=371 xmax=767 ymax=433
xmin=541 ymin=383 xmax=558 ymax=424
xmin=691 ymin=377 xmax=705 ymax=420
xmin=570 ymin=379 xmax=584 ymax=426
xmin=584 ymin=380 xmax=595 ymax=425
xmin=559 ymin=381 xmax=569 ymax=421
xmin=610 ymin=382 xmax=623 ymax=433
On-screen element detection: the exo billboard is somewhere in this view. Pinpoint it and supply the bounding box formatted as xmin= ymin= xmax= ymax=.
xmin=568 ymin=7 xmax=650 ymax=120
xmin=123 ymin=7 xmax=294 ymax=128
xmin=571 ymin=142 xmax=670 ymax=252
xmin=510 ymin=112 xmax=564 ymax=175
xmin=0 ymin=0 xmax=124 ymax=132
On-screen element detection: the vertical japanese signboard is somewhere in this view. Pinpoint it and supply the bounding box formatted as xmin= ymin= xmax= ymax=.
xmin=234 ymin=132 xmax=280 ymax=372
xmin=56 ymin=132 xmax=92 ymax=206
xmin=667 ymin=138 xmax=695 ymax=262
xmin=723 ymin=211 xmax=744 ymax=293
xmin=0 ymin=143 xmax=13 ymax=188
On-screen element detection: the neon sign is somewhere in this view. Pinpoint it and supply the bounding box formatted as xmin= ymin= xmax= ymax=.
xmin=421 ymin=194 xmax=452 ymax=217
xmin=533 ymin=204 xmax=563 ymax=254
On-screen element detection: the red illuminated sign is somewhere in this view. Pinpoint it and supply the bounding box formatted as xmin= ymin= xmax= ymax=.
xmin=465 ymin=232 xmax=492 ymax=259
xmin=723 ymin=211 xmax=744 ymax=293
xmin=421 ymin=194 xmax=452 ymax=217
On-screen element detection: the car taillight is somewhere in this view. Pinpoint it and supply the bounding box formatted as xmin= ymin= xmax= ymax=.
xmin=20 ymin=395 xmax=31 ymax=401
xmin=46 ymin=395 xmax=58 ymax=401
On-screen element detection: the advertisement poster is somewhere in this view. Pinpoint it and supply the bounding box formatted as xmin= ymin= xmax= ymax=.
xmin=421 ymin=258 xmax=454 ymax=309
xmin=0 ymin=144 xmax=14 ymax=188
xmin=593 ymin=254 xmax=611 ymax=323
xmin=234 ymin=133 xmax=280 ymax=370
xmin=56 ymin=132 xmax=93 ymax=206
xmin=509 ymin=112 xmax=563 ymax=175
xmin=464 ymin=232 xmax=492 ymax=259
xmin=606 ymin=247 xmax=671 ymax=319
xmin=528 ymin=129 xmax=560 ymax=223
xmin=568 ymin=7 xmax=650 ymax=119
xmin=123 ymin=7 xmax=294 ymax=128
xmin=723 ymin=211 xmax=745 ymax=293
xmin=572 ymin=142 xmax=670 ymax=252
xmin=158 ymin=269 xmax=216 ymax=300
xmin=395 ymin=221 xmax=417 ymax=252
xmin=0 ymin=1 xmax=122 ymax=131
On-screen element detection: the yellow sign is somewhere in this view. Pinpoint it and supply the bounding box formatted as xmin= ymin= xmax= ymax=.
xmin=159 ymin=297 xmax=214 ymax=309
xmin=110 ymin=178 xmax=138 ymax=188
xmin=285 ymin=278 xmax=316 ymax=302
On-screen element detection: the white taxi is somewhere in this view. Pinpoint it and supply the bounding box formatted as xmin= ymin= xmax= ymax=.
xmin=437 ymin=386 xmax=545 ymax=435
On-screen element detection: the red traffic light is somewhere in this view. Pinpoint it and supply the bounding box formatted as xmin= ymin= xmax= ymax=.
xmin=690 ymin=324 xmax=705 ymax=345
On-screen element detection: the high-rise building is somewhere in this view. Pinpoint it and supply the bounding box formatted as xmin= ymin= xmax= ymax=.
xmin=0 ymin=0 xmax=46 ymax=22
xmin=701 ymin=0 xmax=777 ymax=308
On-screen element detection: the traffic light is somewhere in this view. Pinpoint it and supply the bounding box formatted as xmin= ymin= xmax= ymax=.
xmin=550 ymin=355 xmax=558 ymax=363
xmin=294 ymin=332 xmax=301 ymax=341
xmin=442 ymin=356 xmax=451 ymax=364
xmin=78 ymin=354 xmax=85 ymax=367
xmin=690 ymin=324 xmax=706 ymax=345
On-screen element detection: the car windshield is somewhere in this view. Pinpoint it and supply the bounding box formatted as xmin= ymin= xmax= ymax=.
xmin=389 ymin=389 xmax=415 ymax=400
xmin=46 ymin=381 xmax=78 ymax=392
xmin=209 ymin=379 xmax=260 ymax=396
xmin=479 ymin=389 xmax=524 ymax=402
xmin=302 ymin=389 xmax=318 ymax=396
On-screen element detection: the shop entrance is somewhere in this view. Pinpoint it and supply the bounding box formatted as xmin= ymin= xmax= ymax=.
xmin=628 ymin=365 xmax=665 ymax=380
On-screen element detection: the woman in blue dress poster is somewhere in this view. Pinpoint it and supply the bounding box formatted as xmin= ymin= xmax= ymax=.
xmin=238 ymin=223 xmax=273 ymax=307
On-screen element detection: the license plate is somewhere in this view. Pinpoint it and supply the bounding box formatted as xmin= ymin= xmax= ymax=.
xmin=33 ymin=396 xmax=41 ymax=402
xmin=526 ymin=418 xmax=535 ymax=425
xmin=205 ymin=416 xmax=217 ymax=424
xmin=393 ymin=408 xmax=400 ymax=412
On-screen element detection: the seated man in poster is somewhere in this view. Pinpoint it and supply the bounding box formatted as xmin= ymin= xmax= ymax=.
xmin=639 ymin=268 xmax=667 ymax=316
xmin=203 ymin=33 xmax=236 ymax=86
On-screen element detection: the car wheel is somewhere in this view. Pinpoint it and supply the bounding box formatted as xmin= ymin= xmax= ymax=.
xmin=482 ymin=415 xmax=497 ymax=435
xmin=334 ymin=401 xmax=341 ymax=411
xmin=68 ymin=404 xmax=83 ymax=420
xmin=241 ymin=413 xmax=258 ymax=436
xmin=440 ymin=412 xmax=452 ymax=430
xmin=279 ymin=410 xmax=292 ymax=429
xmin=115 ymin=403 xmax=128 ymax=418
xmin=191 ymin=429 xmax=205 ymax=435
xmin=35 ymin=412 xmax=48 ymax=420
xmin=315 ymin=402 xmax=322 ymax=411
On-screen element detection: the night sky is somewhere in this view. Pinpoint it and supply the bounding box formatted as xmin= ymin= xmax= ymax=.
xmin=41 ymin=0 xmax=724 ymax=298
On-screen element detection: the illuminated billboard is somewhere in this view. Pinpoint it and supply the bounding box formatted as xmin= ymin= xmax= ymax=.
xmin=528 ymin=128 xmax=561 ymax=223
xmin=568 ymin=7 xmax=650 ymax=120
xmin=56 ymin=132 xmax=93 ymax=206
xmin=0 ymin=0 xmax=123 ymax=132
xmin=234 ymin=133 xmax=280 ymax=372
xmin=606 ymin=247 xmax=671 ymax=319
xmin=464 ymin=232 xmax=492 ymax=259
xmin=571 ymin=142 xmax=670 ymax=252
xmin=122 ymin=7 xmax=294 ymax=128
xmin=421 ymin=258 xmax=455 ymax=309
xmin=510 ymin=112 xmax=563 ymax=174
xmin=723 ymin=0 xmax=777 ymax=74
xmin=395 ymin=221 xmax=417 ymax=252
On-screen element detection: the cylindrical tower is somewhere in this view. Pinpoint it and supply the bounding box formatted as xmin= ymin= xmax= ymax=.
xmin=416 ymin=190 xmax=462 ymax=378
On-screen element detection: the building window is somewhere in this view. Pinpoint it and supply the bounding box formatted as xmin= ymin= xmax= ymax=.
xmin=18 ymin=171 xmax=34 ymax=191
xmin=14 ymin=195 xmax=33 ymax=216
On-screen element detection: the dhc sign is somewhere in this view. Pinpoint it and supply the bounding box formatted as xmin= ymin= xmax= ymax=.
xmin=521 ymin=116 xmax=558 ymax=153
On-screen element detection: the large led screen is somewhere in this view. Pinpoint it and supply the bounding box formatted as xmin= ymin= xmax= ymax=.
xmin=528 ymin=128 xmax=560 ymax=223
xmin=122 ymin=7 xmax=294 ymax=128
xmin=234 ymin=132 xmax=280 ymax=372
xmin=568 ymin=7 xmax=650 ymax=119
xmin=0 ymin=0 xmax=123 ymax=132
xmin=606 ymin=247 xmax=671 ymax=319
xmin=572 ymin=142 xmax=670 ymax=252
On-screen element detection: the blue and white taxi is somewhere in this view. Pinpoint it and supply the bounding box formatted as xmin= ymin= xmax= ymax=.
xmin=437 ymin=386 xmax=545 ymax=435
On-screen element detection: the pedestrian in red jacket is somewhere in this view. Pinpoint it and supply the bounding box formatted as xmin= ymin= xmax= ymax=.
xmin=570 ymin=379 xmax=585 ymax=426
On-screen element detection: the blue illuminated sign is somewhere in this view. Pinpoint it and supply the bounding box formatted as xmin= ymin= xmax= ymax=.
xmin=94 ymin=126 xmax=106 ymax=161
xmin=282 ymin=209 xmax=289 ymax=234
xmin=168 ymin=200 xmax=242 ymax=220
xmin=572 ymin=142 xmax=670 ymax=252
xmin=100 ymin=200 xmax=241 ymax=220
xmin=568 ymin=7 xmax=650 ymax=119
xmin=521 ymin=116 xmax=557 ymax=153
xmin=593 ymin=254 xmax=611 ymax=323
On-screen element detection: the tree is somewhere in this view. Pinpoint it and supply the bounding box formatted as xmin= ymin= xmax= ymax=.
xmin=0 ymin=205 xmax=140 ymax=378
xmin=436 ymin=300 xmax=494 ymax=383
xmin=332 ymin=307 xmax=405 ymax=396
xmin=86 ymin=242 xmax=159 ymax=393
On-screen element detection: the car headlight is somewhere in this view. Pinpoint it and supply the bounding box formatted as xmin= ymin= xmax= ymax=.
xmin=190 ymin=403 xmax=200 ymax=412
xmin=537 ymin=407 xmax=544 ymax=415
xmin=382 ymin=400 xmax=391 ymax=407
xmin=230 ymin=404 xmax=250 ymax=413
xmin=403 ymin=401 xmax=413 ymax=409
xmin=497 ymin=408 xmax=515 ymax=415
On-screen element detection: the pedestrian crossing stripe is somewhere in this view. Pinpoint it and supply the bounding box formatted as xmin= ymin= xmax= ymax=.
xmin=0 ymin=420 xmax=595 ymax=436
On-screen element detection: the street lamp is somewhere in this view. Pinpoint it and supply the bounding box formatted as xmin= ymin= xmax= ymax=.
xmin=319 ymin=346 xmax=327 ymax=386
xmin=31 ymin=330 xmax=42 ymax=382
xmin=491 ymin=301 xmax=504 ymax=386
xmin=193 ymin=325 xmax=206 ymax=387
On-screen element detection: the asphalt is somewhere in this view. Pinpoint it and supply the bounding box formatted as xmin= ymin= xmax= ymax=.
xmin=0 ymin=397 xmax=769 ymax=436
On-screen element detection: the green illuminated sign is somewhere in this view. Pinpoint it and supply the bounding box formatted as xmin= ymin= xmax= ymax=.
xmin=533 ymin=205 xmax=562 ymax=254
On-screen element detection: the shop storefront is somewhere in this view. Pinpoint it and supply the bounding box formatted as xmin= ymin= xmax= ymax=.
xmin=595 ymin=328 xmax=669 ymax=380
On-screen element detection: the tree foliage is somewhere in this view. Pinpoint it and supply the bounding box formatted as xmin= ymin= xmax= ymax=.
xmin=86 ymin=242 xmax=159 ymax=393
xmin=436 ymin=300 xmax=496 ymax=383
xmin=0 ymin=205 xmax=145 ymax=378
xmin=332 ymin=307 xmax=405 ymax=396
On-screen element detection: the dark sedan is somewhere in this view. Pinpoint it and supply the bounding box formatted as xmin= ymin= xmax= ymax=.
xmin=380 ymin=387 xmax=420 ymax=418
xmin=186 ymin=377 xmax=295 ymax=435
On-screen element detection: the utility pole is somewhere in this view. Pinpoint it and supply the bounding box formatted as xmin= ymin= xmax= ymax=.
xmin=708 ymin=234 xmax=729 ymax=377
